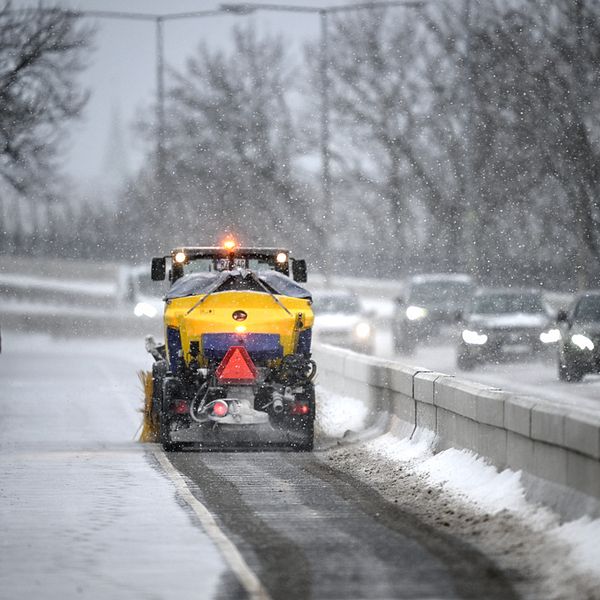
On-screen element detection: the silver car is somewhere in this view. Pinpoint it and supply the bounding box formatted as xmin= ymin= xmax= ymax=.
xmin=311 ymin=290 xmax=375 ymax=354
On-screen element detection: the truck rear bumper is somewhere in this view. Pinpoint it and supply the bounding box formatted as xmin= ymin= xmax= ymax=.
xmin=169 ymin=420 xmax=309 ymax=447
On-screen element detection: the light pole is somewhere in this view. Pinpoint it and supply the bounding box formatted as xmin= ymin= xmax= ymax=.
xmin=462 ymin=0 xmax=477 ymax=277
xmin=76 ymin=10 xmax=226 ymax=205
xmin=222 ymin=2 xmax=425 ymax=278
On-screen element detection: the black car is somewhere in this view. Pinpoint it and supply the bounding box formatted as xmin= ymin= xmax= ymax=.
xmin=393 ymin=274 xmax=475 ymax=354
xmin=557 ymin=291 xmax=600 ymax=382
xmin=457 ymin=288 xmax=559 ymax=370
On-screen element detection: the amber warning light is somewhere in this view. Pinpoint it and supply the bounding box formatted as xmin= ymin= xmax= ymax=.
xmin=223 ymin=239 xmax=236 ymax=251
xmin=216 ymin=346 xmax=257 ymax=384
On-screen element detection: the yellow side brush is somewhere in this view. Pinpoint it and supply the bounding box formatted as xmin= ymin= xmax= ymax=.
xmin=138 ymin=370 xmax=158 ymax=443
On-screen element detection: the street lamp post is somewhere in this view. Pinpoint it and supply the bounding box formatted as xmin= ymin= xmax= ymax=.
xmin=319 ymin=9 xmax=332 ymax=277
xmin=151 ymin=10 xmax=224 ymax=201
xmin=462 ymin=0 xmax=476 ymax=276
xmin=156 ymin=17 xmax=166 ymax=195
xmin=222 ymin=2 xmax=425 ymax=279
xmin=77 ymin=10 xmax=226 ymax=206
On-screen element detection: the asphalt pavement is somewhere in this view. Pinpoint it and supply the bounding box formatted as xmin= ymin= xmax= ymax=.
xmin=169 ymin=450 xmax=517 ymax=600
xmin=0 ymin=333 xmax=518 ymax=600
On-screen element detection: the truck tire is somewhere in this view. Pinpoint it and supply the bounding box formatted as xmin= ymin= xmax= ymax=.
xmin=457 ymin=351 xmax=477 ymax=371
xmin=151 ymin=360 xmax=168 ymax=422
xmin=158 ymin=410 xmax=176 ymax=451
xmin=558 ymin=356 xmax=583 ymax=383
xmin=294 ymin=385 xmax=315 ymax=452
xmin=296 ymin=418 xmax=314 ymax=452
xmin=159 ymin=377 xmax=179 ymax=451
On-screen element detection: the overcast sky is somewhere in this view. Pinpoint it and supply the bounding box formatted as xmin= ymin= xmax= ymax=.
xmin=16 ymin=0 xmax=349 ymax=183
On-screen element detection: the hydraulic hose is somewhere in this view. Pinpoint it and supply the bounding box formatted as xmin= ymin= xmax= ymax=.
xmin=189 ymin=382 xmax=210 ymax=423
xmin=307 ymin=359 xmax=317 ymax=382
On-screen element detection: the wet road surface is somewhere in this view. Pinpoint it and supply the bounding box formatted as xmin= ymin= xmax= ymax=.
xmin=168 ymin=450 xmax=518 ymax=600
xmin=0 ymin=333 xmax=518 ymax=600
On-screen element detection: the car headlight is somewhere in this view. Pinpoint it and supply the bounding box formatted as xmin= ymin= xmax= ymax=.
xmin=406 ymin=305 xmax=428 ymax=321
xmin=571 ymin=334 xmax=594 ymax=351
xmin=462 ymin=329 xmax=488 ymax=345
xmin=540 ymin=328 xmax=561 ymax=344
xmin=134 ymin=301 xmax=158 ymax=318
xmin=354 ymin=322 xmax=372 ymax=340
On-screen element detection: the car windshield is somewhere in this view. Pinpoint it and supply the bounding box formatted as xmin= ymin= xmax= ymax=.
xmin=409 ymin=281 xmax=473 ymax=304
xmin=470 ymin=293 xmax=545 ymax=315
xmin=574 ymin=296 xmax=600 ymax=322
xmin=313 ymin=295 xmax=360 ymax=314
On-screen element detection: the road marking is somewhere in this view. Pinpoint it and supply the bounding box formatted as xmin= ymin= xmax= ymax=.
xmin=153 ymin=449 xmax=271 ymax=600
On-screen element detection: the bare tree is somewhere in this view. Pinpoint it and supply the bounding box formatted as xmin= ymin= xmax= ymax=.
xmin=323 ymin=0 xmax=600 ymax=286
xmin=146 ymin=24 xmax=320 ymax=256
xmin=0 ymin=3 xmax=92 ymax=195
xmin=320 ymin=7 xmax=470 ymax=275
xmin=466 ymin=0 xmax=600 ymax=287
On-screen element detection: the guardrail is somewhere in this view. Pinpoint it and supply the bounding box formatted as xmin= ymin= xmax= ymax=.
xmin=313 ymin=343 xmax=600 ymax=521
xmin=0 ymin=273 xmax=117 ymax=310
xmin=2 ymin=255 xmax=595 ymax=519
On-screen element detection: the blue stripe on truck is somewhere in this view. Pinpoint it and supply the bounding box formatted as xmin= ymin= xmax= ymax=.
xmin=202 ymin=333 xmax=282 ymax=362
xmin=167 ymin=327 xmax=182 ymax=373
xmin=296 ymin=328 xmax=312 ymax=356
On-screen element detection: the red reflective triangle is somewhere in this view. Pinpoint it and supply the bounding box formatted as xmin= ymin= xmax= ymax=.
xmin=216 ymin=346 xmax=257 ymax=383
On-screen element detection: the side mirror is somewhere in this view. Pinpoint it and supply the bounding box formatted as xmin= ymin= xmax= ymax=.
xmin=395 ymin=296 xmax=405 ymax=305
xmin=292 ymin=259 xmax=307 ymax=283
xmin=151 ymin=257 xmax=166 ymax=281
xmin=455 ymin=310 xmax=463 ymax=324
xmin=556 ymin=309 xmax=568 ymax=323
xmin=171 ymin=264 xmax=184 ymax=282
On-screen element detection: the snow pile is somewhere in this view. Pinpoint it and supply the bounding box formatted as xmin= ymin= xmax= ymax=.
xmin=414 ymin=448 xmax=532 ymax=517
xmin=318 ymin=385 xmax=600 ymax=593
xmin=370 ymin=431 xmax=600 ymax=581
xmin=413 ymin=449 xmax=600 ymax=584
xmin=365 ymin=428 xmax=436 ymax=462
xmin=315 ymin=386 xmax=369 ymax=438
xmin=554 ymin=517 xmax=600 ymax=576
xmin=364 ymin=429 xmax=534 ymax=517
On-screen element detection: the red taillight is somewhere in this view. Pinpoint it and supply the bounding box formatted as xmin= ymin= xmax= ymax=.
xmin=212 ymin=400 xmax=229 ymax=418
xmin=175 ymin=401 xmax=188 ymax=414
xmin=290 ymin=403 xmax=310 ymax=416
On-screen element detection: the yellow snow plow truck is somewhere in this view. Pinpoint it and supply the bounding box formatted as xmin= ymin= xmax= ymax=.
xmin=145 ymin=242 xmax=316 ymax=451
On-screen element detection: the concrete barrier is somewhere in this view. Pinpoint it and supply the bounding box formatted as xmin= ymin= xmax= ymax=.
xmin=0 ymin=257 xmax=163 ymax=339
xmin=313 ymin=343 xmax=600 ymax=520
xmin=3 ymin=310 xmax=162 ymax=339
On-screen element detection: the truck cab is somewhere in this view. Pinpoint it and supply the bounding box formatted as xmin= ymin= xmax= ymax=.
xmin=146 ymin=241 xmax=315 ymax=451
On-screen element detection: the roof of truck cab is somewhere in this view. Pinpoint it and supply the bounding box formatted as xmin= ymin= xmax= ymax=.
xmin=171 ymin=247 xmax=290 ymax=256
